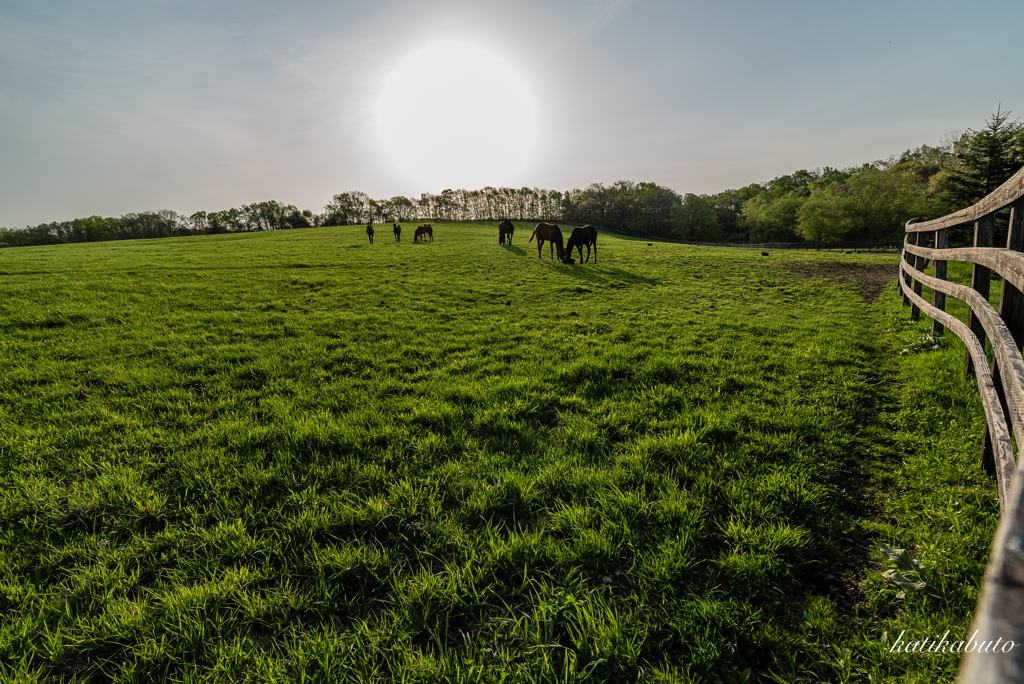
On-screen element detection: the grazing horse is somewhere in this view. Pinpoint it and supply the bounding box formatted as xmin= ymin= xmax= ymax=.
xmin=366 ymin=222 xmax=374 ymax=244
xmin=564 ymin=225 xmax=598 ymax=264
xmin=529 ymin=222 xmax=566 ymax=262
xmin=414 ymin=224 xmax=433 ymax=243
xmin=498 ymin=219 xmax=515 ymax=245
xmin=393 ymin=223 xmax=401 ymax=241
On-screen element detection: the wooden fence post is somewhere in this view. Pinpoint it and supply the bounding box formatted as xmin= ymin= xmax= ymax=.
xmin=966 ymin=214 xmax=995 ymax=377
xmin=981 ymin=199 xmax=1024 ymax=472
xmin=1001 ymin=198 xmax=1024 ymax=344
xmin=911 ymin=231 xmax=926 ymax=320
xmin=931 ymin=228 xmax=949 ymax=336
xmin=905 ymin=219 xmax=921 ymax=307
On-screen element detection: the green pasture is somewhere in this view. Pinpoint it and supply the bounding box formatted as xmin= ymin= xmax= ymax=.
xmin=0 ymin=223 xmax=999 ymax=682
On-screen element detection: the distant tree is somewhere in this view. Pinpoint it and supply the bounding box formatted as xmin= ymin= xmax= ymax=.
xmin=670 ymin=194 xmax=721 ymax=241
xmin=796 ymin=184 xmax=852 ymax=248
xmin=389 ymin=196 xmax=416 ymax=222
xmin=942 ymin=106 xmax=1024 ymax=211
xmin=709 ymin=184 xmax=763 ymax=242
xmin=323 ymin=192 xmax=369 ymax=226
xmin=189 ymin=211 xmax=210 ymax=234
xmin=284 ymin=208 xmax=312 ymax=229
xmin=838 ymin=169 xmax=923 ymax=240
xmin=742 ymin=191 xmax=805 ymax=242
xmin=796 ymin=168 xmax=922 ymax=246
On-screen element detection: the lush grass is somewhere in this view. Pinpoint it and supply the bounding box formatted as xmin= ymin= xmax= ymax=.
xmin=0 ymin=223 xmax=999 ymax=682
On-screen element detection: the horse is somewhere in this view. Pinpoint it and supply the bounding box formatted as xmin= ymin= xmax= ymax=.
xmin=393 ymin=223 xmax=401 ymax=241
xmin=366 ymin=222 xmax=374 ymax=244
xmin=414 ymin=224 xmax=433 ymax=243
xmin=564 ymin=225 xmax=598 ymax=263
xmin=529 ymin=222 xmax=565 ymax=262
xmin=498 ymin=219 xmax=514 ymax=245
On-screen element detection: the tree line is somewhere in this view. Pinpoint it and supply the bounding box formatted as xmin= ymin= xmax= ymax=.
xmin=0 ymin=188 xmax=564 ymax=249
xmin=4 ymin=108 xmax=1022 ymax=249
xmin=562 ymin=107 xmax=1022 ymax=246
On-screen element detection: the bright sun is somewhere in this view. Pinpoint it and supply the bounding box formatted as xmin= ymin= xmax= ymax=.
xmin=374 ymin=41 xmax=540 ymax=190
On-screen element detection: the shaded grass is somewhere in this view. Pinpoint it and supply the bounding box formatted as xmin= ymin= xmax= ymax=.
xmin=0 ymin=223 xmax=998 ymax=682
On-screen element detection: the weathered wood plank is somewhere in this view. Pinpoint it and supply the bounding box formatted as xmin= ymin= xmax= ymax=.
xmin=1002 ymin=199 xmax=1024 ymax=345
xmin=906 ymin=165 xmax=1024 ymax=233
xmin=897 ymin=274 xmax=1015 ymax=507
xmin=957 ymin=466 xmax=1024 ymax=682
xmin=968 ymin=215 xmax=995 ymax=377
xmin=982 ymin=201 xmax=1024 ymax=476
xmin=900 ymin=261 xmax=1021 ymax=506
xmin=902 ymin=244 xmax=1024 ymax=297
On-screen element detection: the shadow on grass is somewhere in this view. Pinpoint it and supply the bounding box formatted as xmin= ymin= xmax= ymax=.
xmin=555 ymin=263 xmax=660 ymax=286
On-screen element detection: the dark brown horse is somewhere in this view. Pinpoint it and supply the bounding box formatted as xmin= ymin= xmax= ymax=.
xmin=498 ymin=219 xmax=514 ymax=245
xmin=564 ymin=225 xmax=597 ymax=263
xmin=529 ymin=222 xmax=565 ymax=261
xmin=366 ymin=222 xmax=374 ymax=244
xmin=414 ymin=224 xmax=433 ymax=243
xmin=393 ymin=223 xmax=401 ymax=241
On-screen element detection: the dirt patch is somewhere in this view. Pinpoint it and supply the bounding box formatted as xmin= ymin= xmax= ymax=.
xmin=780 ymin=262 xmax=899 ymax=302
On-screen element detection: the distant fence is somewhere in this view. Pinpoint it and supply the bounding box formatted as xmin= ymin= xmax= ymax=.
xmin=900 ymin=165 xmax=1024 ymax=682
xmin=584 ymin=225 xmax=901 ymax=251
xmin=676 ymin=239 xmax=902 ymax=251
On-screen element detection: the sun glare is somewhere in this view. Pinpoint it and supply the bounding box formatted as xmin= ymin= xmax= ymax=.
xmin=374 ymin=41 xmax=540 ymax=190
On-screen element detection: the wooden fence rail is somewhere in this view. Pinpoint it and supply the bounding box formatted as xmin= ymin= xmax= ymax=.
xmin=899 ymin=165 xmax=1024 ymax=681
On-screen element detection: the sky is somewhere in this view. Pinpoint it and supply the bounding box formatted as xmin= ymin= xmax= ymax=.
xmin=2 ymin=0 xmax=1023 ymax=227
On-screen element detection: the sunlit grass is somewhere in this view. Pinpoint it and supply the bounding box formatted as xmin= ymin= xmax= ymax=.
xmin=0 ymin=223 xmax=997 ymax=682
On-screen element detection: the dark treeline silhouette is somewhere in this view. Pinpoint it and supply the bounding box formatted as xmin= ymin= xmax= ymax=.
xmin=0 ymin=202 xmax=316 ymax=248
xmin=5 ymin=109 xmax=1022 ymax=249
xmin=321 ymin=187 xmax=564 ymax=226
xmin=0 ymin=188 xmax=562 ymax=249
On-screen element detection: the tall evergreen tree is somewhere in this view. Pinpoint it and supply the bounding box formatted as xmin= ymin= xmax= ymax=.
xmin=943 ymin=106 xmax=1024 ymax=210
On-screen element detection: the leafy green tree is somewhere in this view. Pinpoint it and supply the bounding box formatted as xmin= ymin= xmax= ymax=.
xmin=796 ymin=183 xmax=852 ymax=248
xmin=670 ymin=194 xmax=722 ymax=241
xmin=742 ymin=191 xmax=805 ymax=242
xmin=284 ymin=208 xmax=312 ymax=229
xmin=709 ymin=184 xmax=763 ymax=242
xmin=797 ymin=168 xmax=922 ymax=246
xmin=323 ymin=192 xmax=369 ymax=226
xmin=838 ymin=169 xmax=923 ymax=240
xmin=389 ymin=196 xmax=416 ymax=222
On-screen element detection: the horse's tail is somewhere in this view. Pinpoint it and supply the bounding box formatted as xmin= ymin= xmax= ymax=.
xmin=529 ymin=227 xmax=537 ymax=243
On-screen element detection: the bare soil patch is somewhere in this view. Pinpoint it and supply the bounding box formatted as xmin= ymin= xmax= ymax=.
xmin=780 ymin=261 xmax=899 ymax=302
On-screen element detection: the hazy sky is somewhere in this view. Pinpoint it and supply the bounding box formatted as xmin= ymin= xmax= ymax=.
xmin=2 ymin=0 xmax=1022 ymax=227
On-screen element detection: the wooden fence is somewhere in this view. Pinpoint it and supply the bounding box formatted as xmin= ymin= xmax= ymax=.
xmin=900 ymin=164 xmax=1024 ymax=681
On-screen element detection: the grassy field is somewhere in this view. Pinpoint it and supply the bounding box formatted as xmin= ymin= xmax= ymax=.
xmin=0 ymin=223 xmax=999 ymax=683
